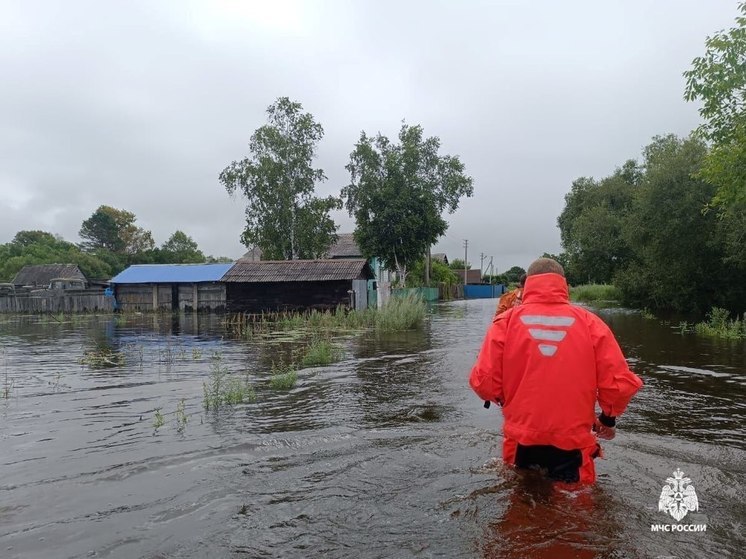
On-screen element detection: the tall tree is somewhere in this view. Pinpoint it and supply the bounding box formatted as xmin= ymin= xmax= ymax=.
xmin=79 ymin=205 xmax=154 ymax=254
xmin=342 ymin=123 xmax=473 ymax=283
xmin=684 ymin=1 xmax=746 ymax=210
xmin=160 ymin=231 xmax=205 ymax=263
xmin=219 ymin=97 xmax=340 ymax=260
xmin=557 ymin=161 xmax=639 ymax=284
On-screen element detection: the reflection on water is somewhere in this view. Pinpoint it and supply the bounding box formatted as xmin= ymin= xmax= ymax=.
xmin=0 ymin=302 xmax=744 ymax=558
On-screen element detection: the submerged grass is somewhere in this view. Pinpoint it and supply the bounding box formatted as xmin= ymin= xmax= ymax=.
xmin=203 ymin=362 xmax=256 ymax=410
xmin=569 ymin=284 xmax=621 ymax=303
xmin=80 ymin=348 xmax=125 ymax=367
xmin=228 ymin=292 xmax=427 ymax=338
xmin=375 ymin=293 xmax=426 ymax=331
xmin=300 ymin=338 xmax=343 ymax=367
xmin=694 ymin=307 xmax=746 ymax=339
xmin=270 ymin=362 xmax=298 ymax=390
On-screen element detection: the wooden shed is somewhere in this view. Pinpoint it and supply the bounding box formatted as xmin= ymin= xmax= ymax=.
xmin=12 ymin=264 xmax=87 ymax=288
xmin=223 ymin=259 xmax=374 ymax=314
xmin=110 ymin=263 xmax=233 ymax=312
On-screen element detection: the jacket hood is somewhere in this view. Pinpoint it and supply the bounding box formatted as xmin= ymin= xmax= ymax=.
xmin=521 ymin=273 xmax=569 ymax=304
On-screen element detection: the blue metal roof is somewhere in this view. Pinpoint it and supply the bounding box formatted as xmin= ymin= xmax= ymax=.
xmin=110 ymin=263 xmax=234 ymax=284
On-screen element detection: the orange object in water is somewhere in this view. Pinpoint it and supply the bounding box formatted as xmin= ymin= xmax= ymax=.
xmin=470 ymin=272 xmax=643 ymax=483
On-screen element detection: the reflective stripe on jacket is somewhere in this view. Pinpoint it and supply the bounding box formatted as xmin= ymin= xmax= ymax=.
xmin=470 ymin=273 xmax=643 ymax=451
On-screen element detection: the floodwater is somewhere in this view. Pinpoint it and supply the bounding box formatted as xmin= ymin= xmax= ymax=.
xmin=0 ymin=300 xmax=744 ymax=559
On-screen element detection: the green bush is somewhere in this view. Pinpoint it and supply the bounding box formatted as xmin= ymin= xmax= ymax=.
xmin=569 ymin=284 xmax=621 ymax=303
xmin=694 ymin=307 xmax=745 ymax=339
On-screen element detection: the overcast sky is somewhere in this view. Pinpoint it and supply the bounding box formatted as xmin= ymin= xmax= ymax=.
xmin=0 ymin=0 xmax=736 ymax=271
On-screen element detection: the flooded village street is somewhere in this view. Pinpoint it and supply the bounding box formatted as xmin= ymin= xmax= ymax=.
xmin=1 ymin=299 xmax=744 ymax=558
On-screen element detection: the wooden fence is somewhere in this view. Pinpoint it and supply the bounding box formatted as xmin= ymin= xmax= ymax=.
xmin=0 ymin=289 xmax=115 ymax=313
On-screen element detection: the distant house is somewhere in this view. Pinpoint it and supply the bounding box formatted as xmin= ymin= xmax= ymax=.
xmin=12 ymin=264 xmax=87 ymax=289
xmin=241 ymin=246 xmax=263 ymax=262
xmin=326 ymin=233 xmax=363 ymax=259
xmin=455 ymin=269 xmax=483 ymax=285
xmin=223 ymin=259 xmax=374 ymax=313
xmin=110 ymin=263 xmax=234 ymax=312
xmin=431 ymin=253 xmax=449 ymax=266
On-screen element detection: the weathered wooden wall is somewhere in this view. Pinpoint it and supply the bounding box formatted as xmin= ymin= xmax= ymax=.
xmin=115 ymin=283 xmax=226 ymax=312
xmin=0 ymin=290 xmax=114 ymax=313
xmin=226 ymin=280 xmax=353 ymax=313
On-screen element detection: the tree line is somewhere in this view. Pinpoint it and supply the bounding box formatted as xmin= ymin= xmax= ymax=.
xmin=557 ymin=4 xmax=746 ymax=315
xmin=0 ymin=205 xmax=229 ymax=282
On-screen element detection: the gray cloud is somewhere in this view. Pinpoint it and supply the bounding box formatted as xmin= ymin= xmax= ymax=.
xmin=0 ymin=0 xmax=735 ymax=269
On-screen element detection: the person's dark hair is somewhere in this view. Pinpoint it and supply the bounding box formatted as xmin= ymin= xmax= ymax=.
xmin=519 ymin=273 xmax=527 ymax=287
xmin=527 ymin=258 xmax=565 ymax=277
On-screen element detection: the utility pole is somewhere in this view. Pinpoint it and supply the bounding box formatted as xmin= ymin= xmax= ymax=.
xmin=463 ymin=239 xmax=469 ymax=286
xmin=488 ymin=257 xmax=494 ymax=283
xmin=480 ymin=252 xmax=485 ymax=278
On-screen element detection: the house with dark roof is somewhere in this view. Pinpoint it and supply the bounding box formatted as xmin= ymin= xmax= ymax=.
xmin=455 ymin=269 xmax=483 ymax=285
xmin=110 ymin=263 xmax=233 ymax=312
xmin=325 ymin=233 xmax=363 ymax=259
xmin=223 ymin=259 xmax=374 ymax=313
xmin=12 ymin=264 xmax=87 ymax=288
xmin=431 ymin=253 xmax=449 ymax=266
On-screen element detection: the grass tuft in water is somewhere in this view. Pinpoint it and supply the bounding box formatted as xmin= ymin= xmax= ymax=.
xmin=203 ymin=362 xmax=256 ymax=410
xmin=641 ymin=308 xmax=655 ymax=320
xmin=270 ymin=362 xmax=298 ymax=390
xmin=694 ymin=307 xmax=745 ymax=339
xmin=374 ymin=293 xmax=426 ymax=331
xmin=301 ymin=338 xmax=343 ymax=367
xmin=152 ymin=408 xmax=165 ymax=432
xmin=175 ymin=399 xmax=188 ymax=432
xmin=80 ymin=348 xmax=125 ymax=367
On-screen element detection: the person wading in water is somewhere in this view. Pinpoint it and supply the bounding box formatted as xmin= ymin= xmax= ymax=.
xmin=469 ymin=257 xmax=643 ymax=483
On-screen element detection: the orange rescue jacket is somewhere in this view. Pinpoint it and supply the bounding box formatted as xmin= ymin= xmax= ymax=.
xmin=470 ymin=273 xmax=643 ymax=451
xmin=495 ymin=287 xmax=523 ymax=318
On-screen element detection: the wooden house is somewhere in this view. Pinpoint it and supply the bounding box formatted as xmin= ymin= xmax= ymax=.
xmin=12 ymin=264 xmax=87 ymax=289
xmin=222 ymin=259 xmax=374 ymax=313
xmin=455 ymin=269 xmax=483 ymax=285
xmin=110 ymin=263 xmax=233 ymax=312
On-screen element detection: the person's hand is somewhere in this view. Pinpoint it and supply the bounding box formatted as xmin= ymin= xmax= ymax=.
xmin=593 ymin=418 xmax=616 ymax=440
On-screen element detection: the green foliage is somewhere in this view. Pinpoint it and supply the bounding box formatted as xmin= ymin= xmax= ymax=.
xmin=219 ymin=97 xmax=341 ymax=259
xmin=160 ymin=230 xmax=205 ymax=263
xmin=152 ymin=408 xmax=165 ymax=431
xmin=502 ymin=266 xmax=526 ymax=285
xmin=300 ymin=338 xmax=343 ymax=367
xmin=406 ymin=258 xmax=459 ymax=287
xmin=175 ymin=399 xmax=188 ymax=433
xmin=79 ymin=205 xmax=154 ymax=254
xmin=694 ymin=307 xmax=746 ymax=339
xmin=569 ymin=284 xmax=621 ymax=303
xmin=557 ymin=161 xmax=639 ymax=284
xmin=375 ymin=292 xmax=427 ymax=331
xmin=615 ymin=135 xmax=731 ymax=313
xmin=448 ymin=259 xmax=470 ymax=271
xmin=270 ymin=363 xmax=298 ymax=390
xmin=342 ymin=123 xmax=473 ymax=283
xmin=559 ymin=134 xmax=744 ymax=315
xmin=202 ymin=361 xmax=256 ymax=410
xmin=684 ymin=2 xmax=746 ymax=210
xmin=640 ymin=308 xmax=656 ymax=320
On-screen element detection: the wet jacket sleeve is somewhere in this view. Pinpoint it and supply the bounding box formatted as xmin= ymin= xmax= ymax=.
xmin=589 ymin=315 xmax=643 ymax=417
xmin=469 ymin=316 xmax=509 ymax=404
